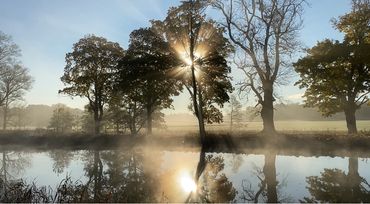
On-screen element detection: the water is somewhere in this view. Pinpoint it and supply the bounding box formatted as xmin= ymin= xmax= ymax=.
xmin=1 ymin=148 xmax=370 ymax=202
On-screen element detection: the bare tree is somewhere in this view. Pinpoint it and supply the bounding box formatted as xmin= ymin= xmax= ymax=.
xmin=0 ymin=31 xmax=20 ymax=68
xmin=211 ymin=0 xmax=305 ymax=133
xmin=0 ymin=64 xmax=33 ymax=130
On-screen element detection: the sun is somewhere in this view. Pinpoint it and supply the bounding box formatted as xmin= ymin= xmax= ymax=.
xmin=181 ymin=53 xmax=193 ymax=66
xmin=179 ymin=172 xmax=197 ymax=193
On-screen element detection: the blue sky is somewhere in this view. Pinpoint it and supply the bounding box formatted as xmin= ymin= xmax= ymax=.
xmin=0 ymin=0 xmax=351 ymax=113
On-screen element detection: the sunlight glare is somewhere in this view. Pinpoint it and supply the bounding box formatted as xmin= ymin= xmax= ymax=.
xmin=184 ymin=57 xmax=193 ymax=66
xmin=179 ymin=172 xmax=197 ymax=193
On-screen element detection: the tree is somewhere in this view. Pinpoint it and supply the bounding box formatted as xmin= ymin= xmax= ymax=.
xmin=152 ymin=0 xmax=233 ymax=142
xmin=0 ymin=64 xmax=33 ymax=130
xmin=8 ymin=104 xmax=28 ymax=129
xmin=48 ymin=104 xmax=74 ymax=134
xmin=60 ymin=35 xmax=124 ymax=135
xmin=0 ymin=31 xmax=20 ymax=68
xmin=117 ymin=27 xmax=181 ymax=135
xmin=228 ymin=94 xmax=243 ymax=131
xmin=294 ymin=1 xmax=370 ymax=134
xmin=212 ymin=0 xmax=305 ymax=133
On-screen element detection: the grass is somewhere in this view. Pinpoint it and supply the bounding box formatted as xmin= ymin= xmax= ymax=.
xmin=160 ymin=120 xmax=370 ymax=133
xmin=0 ymin=129 xmax=370 ymax=158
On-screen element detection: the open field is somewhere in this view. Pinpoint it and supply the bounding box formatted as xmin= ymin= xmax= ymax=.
xmin=161 ymin=120 xmax=370 ymax=133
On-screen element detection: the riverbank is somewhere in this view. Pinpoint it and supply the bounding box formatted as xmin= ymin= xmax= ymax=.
xmin=1 ymin=131 xmax=370 ymax=157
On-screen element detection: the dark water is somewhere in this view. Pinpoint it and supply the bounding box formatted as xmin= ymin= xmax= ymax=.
xmin=1 ymin=149 xmax=370 ymax=202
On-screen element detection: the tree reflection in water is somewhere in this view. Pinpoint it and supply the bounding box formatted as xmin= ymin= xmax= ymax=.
xmin=0 ymin=151 xmax=30 ymax=197
xmin=80 ymin=149 xmax=158 ymax=202
xmin=185 ymin=148 xmax=237 ymax=203
xmin=240 ymin=152 xmax=291 ymax=203
xmin=302 ymin=157 xmax=370 ymax=203
xmin=49 ymin=150 xmax=75 ymax=175
xmin=1 ymin=149 xmax=159 ymax=202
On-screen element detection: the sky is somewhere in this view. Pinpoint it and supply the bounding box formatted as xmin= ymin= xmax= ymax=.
xmin=0 ymin=0 xmax=352 ymax=113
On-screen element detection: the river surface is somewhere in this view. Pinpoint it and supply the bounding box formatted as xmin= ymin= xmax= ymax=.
xmin=1 ymin=148 xmax=370 ymax=202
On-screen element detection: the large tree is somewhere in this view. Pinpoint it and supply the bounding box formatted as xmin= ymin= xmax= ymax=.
xmin=0 ymin=64 xmax=33 ymax=130
xmin=212 ymin=0 xmax=305 ymax=133
xmin=152 ymin=0 xmax=233 ymax=142
xmin=294 ymin=0 xmax=370 ymax=134
xmin=60 ymin=35 xmax=124 ymax=135
xmin=0 ymin=31 xmax=33 ymax=130
xmin=117 ymin=27 xmax=181 ymax=135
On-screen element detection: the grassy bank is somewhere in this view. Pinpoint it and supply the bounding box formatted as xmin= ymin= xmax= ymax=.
xmin=160 ymin=120 xmax=370 ymax=133
xmin=1 ymin=130 xmax=370 ymax=157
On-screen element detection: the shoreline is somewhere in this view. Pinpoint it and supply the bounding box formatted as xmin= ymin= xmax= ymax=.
xmin=0 ymin=131 xmax=370 ymax=157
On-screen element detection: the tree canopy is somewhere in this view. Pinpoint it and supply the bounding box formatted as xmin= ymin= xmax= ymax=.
xmin=152 ymin=0 xmax=233 ymax=125
xmin=60 ymin=35 xmax=124 ymax=134
xmin=294 ymin=0 xmax=370 ymax=134
xmin=116 ymin=27 xmax=181 ymax=135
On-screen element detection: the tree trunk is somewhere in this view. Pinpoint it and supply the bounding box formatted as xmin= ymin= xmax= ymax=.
xmin=147 ymin=106 xmax=152 ymax=135
xmin=115 ymin=123 xmax=119 ymax=134
xmin=2 ymin=151 xmax=7 ymax=194
xmin=347 ymin=157 xmax=361 ymax=201
xmin=261 ymin=81 xmax=275 ymax=133
xmin=3 ymin=100 xmax=8 ymax=130
xmin=230 ymin=105 xmax=233 ymax=132
xmin=94 ymin=109 xmax=100 ymax=136
xmin=264 ymin=152 xmax=278 ymax=203
xmin=344 ymin=106 xmax=357 ymax=134
xmin=189 ymin=2 xmax=206 ymax=145
xmin=197 ymin=88 xmax=206 ymax=144
xmin=93 ymin=151 xmax=101 ymax=201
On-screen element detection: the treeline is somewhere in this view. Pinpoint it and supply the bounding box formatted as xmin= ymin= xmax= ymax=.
xmin=0 ymin=104 xmax=82 ymax=129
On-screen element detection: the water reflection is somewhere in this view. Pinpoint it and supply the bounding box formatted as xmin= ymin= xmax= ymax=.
xmin=80 ymin=150 xmax=158 ymax=202
xmin=303 ymin=157 xmax=370 ymax=203
xmin=240 ymin=152 xmax=291 ymax=203
xmin=0 ymin=151 xmax=30 ymax=195
xmin=0 ymin=148 xmax=370 ymax=203
xmin=49 ymin=150 xmax=74 ymax=174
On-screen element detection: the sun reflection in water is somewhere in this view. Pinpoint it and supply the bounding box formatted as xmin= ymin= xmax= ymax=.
xmin=179 ymin=171 xmax=197 ymax=193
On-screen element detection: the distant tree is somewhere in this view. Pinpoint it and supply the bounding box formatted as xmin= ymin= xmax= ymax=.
xmin=228 ymin=95 xmax=243 ymax=131
xmin=152 ymin=0 xmax=233 ymax=142
xmin=212 ymin=0 xmax=306 ymax=134
xmin=60 ymin=35 xmax=124 ymax=135
xmin=80 ymin=105 xmax=96 ymax=134
xmin=8 ymin=103 xmax=28 ymax=129
xmin=294 ymin=0 xmax=370 ymax=134
xmin=48 ymin=104 xmax=74 ymax=134
xmin=117 ymin=27 xmax=181 ymax=135
xmin=0 ymin=64 xmax=33 ymax=130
